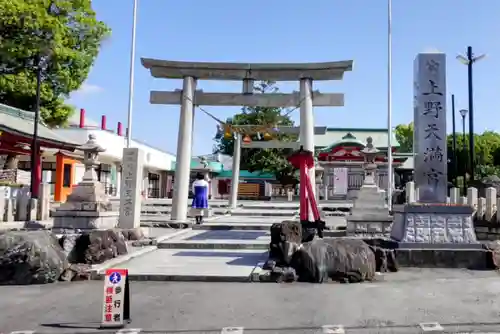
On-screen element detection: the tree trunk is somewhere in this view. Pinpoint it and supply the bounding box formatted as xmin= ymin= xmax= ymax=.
xmin=4 ymin=154 xmax=20 ymax=170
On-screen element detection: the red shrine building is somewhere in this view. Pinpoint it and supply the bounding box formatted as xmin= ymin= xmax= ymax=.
xmin=315 ymin=129 xmax=412 ymax=200
xmin=0 ymin=104 xmax=80 ymax=198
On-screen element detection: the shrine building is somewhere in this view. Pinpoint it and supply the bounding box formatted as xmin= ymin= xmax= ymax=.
xmin=315 ymin=127 xmax=413 ymax=200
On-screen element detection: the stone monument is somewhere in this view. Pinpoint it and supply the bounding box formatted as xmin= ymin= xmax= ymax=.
xmin=346 ymin=137 xmax=393 ymax=237
xmin=391 ymin=52 xmax=479 ymax=245
xmin=53 ymin=134 xmax=118 ymax=231
xmin=119 ymin=147 xmax=144 ymax=228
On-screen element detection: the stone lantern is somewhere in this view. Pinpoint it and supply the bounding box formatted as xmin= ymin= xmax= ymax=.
xmin=79 ymin=134 xmax=105 ymax=181
xmin=54 ymin=134 xmax=114 ymax=226
xmin=346 ymin=136 xmax=392 ymax=238
xmin=360 ymin=136 xmax=381 ymax=186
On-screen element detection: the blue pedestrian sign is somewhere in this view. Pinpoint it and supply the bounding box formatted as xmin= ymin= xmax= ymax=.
xmin=109 ymin=272 xmax=122 ymax=284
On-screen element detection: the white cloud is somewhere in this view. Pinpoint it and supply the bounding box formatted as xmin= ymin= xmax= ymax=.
xmin=72 ymin=83 xmax=103 ymax=97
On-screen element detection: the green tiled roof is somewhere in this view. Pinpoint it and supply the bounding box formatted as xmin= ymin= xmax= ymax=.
xmin=0 ymin=103 xmax=80 ymax=148
xmin=315 ymin=128 xmax=400 ymax=151
xmin=171 ymin=160 xmax=224 ymax=172
xmin=217 ymin=170 xmax=275 ymax=180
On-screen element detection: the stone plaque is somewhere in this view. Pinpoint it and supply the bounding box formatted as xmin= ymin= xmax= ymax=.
xmin=119 ymin=148 xmax=144 ymax=228
xmin=430 ymin=215 xmax=446 ymax=243
xmin=446 ymin=215 xmax=465 ymax=243
xmin=413 ymin=53 xmax=447 ymax=203
xmin=405 ymin=215 xmax=416 ymax=242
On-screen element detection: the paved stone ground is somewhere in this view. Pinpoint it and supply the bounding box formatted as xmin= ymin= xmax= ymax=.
xmin=1 ymin=269 xmax=500 ymax=333
xmin=103 ymin=208 xmax=349 ymax=281
xmin=115 ymin=224 xmax=274 ymax=281
xmin=116 ymin=248 xmax=268 ymax=281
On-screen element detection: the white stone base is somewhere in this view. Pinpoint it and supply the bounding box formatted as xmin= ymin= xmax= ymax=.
xmin=53 ymin=211 xmax=119 ymax=230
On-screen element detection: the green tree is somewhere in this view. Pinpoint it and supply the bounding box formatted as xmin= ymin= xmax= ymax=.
xmin=394 ymin=122 xmax=414 ymax=153
xmin=213 ymin=81 xmax=298 ymax=186
xmin=0 ymin=0 xmax=110 ymax=167
xmin=394 ymin=121 xmax=500 ymax=179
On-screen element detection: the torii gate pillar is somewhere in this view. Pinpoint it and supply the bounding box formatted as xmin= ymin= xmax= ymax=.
xmin=300 ymin=78 xmax=316 ymax=214
xmin=171 ymin=76 xmax=196 ymax=221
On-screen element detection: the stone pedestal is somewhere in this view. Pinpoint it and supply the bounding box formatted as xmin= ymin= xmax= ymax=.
xmin=390 ymin=204 xmax=479 ymax=244
xmin=53 ymin=134 xmax=118 ymax=231
xmin=53 ymin=171 xmax=118 ymax=231
xmin=390 ymin=204 xmax=483 ymax=268
xmin=347 ymin=184 xmax=393 ymax=237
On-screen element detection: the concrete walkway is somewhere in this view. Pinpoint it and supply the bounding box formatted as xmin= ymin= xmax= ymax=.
xmin=101 ymin=205 xmax=301 ymax=282
xmin=110 ymin=226 xmax=274 ymax=282
xmin=115 ymin=248 xmax=268 ymax=282
xmin=94 ymin=201 xmax=354 ymax=282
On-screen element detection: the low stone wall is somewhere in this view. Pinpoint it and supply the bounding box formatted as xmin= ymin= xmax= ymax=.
xmin=474 ymin=221 xmax=500 ymax=241
xmin=404 ymin=181 xmax=500 ymax=240
xmin=0 ymin=183 xmax=51 ymax=222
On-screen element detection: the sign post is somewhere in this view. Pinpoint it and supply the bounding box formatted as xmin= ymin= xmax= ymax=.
xmin=100 ymin=269 xmax=131 ymax=329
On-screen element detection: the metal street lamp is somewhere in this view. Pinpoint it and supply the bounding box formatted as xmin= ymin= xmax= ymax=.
xmin=30 ymin=1 xmax=57 ymax=199
xmin=459 ymin=108 xmax=468 ymax=195
xmin=456 ymin=47 xmax=486 ymax=181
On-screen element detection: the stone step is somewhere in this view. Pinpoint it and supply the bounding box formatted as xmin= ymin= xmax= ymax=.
xmin=213 ymin=216 xmax=286 ymax=224
xmin=104 ymin=248 xmax=267 ymax=282
xmin=238 ymin=205 xmax=299 ymax=210
xmin=192 ymin=223 xmax=347 ymax=237
xmin=157 ymin=240 xmax=269 ymax=250
xmin=140 ymin=214 xmax=222 ymax=222
xmin=156 ymin=229 xmax=270 ymax=250
xmin=230 ymin=209 xmax=297 ymax=217
xmin=141 ymin=206 xmax=228 ymax=212
xmin=193 ymin=223 xmax=274 ymax=231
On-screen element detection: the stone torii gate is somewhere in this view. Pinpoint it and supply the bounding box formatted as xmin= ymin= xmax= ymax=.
xmin=141 ymin=59 xmax=353 ymax=221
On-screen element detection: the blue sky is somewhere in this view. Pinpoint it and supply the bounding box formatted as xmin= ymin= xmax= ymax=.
xmin=69 ymin=0 xmax=499 ymax=156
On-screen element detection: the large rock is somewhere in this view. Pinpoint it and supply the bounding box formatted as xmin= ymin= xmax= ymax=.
xmin=0 ymin=230 xmax=68 ymax=285
xmin=59 ymin=263 xmax=92 ymax=282
xmin=121 ymin=228 xmax=144 ymax=241
xmin=69 ymin=229 xmax=128 ymax=265
xmin=289 ymin=238 xmax=377 ymax=283
xmin=483 ymin=240 xmax=500 ymax=269
xmin=362 ymin=238 xmax=399 ymax=273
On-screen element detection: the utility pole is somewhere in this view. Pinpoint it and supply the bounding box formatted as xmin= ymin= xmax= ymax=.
xmin=456 ymin=47 xmax=486 ymax=180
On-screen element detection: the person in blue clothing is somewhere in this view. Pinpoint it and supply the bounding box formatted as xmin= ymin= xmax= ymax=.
xmin=191 ymin=172 xmax=209 ymax=224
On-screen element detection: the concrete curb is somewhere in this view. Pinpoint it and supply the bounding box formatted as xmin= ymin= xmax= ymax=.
xmin=157 ymin=242 xmax=269 ymax=250
xmin=323 ymin=230 xmax=347 ymax=237
xmin=396 ymin=247 xmax=491 ymax=269
xmin=93 ymin=274 xmax=253 ymax=282
xmin=90 ymin=228 xmax=194 ymax=278
xmin=229 ymin=212 xmax=296 ymax=217
xmin=192 ymin=224 xmax=272 ymax=231
xmin=250 ymin=260 xmax=267 ymax=282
